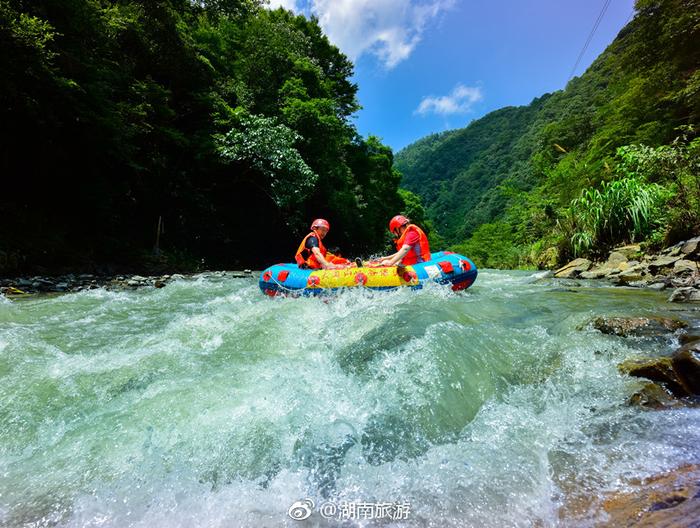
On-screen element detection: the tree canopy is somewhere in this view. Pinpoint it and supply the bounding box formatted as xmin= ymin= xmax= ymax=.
xmin=0 ymin=0 xmax=404 ymax=273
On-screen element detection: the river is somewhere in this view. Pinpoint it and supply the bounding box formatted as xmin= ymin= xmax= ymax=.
xmin=0 ymin=271 xmax=698 ymax=527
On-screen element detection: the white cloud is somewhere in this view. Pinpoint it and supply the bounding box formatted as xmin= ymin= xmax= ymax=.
xmin=266 ymin=0 xmax=299 ymax=9
xmin=415 ymin=84 xmax=483 ymax=116
xmin=266 ymin=0 xmax=454 ymax=69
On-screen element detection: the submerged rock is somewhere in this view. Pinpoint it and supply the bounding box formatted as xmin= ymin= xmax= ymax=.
xmin=592 ymin=316 xmax=687 ymax=337
xmin=628 ymin=382 xmax=681 ymax=409
xmin=598 ymin=464 xmax=700 ymax=527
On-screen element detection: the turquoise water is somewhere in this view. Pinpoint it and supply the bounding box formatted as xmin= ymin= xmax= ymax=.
xmin=0 ymin=271 xmax=698 ymax=527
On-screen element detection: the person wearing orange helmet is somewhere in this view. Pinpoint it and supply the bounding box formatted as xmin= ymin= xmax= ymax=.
xmin=295 ymin=219 xmax=351 ymax=270
xmin=374 ymin=215 xmax=431 ymax=267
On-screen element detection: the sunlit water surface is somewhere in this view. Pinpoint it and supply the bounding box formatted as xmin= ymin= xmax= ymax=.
xmin=0 ymin=271 xmax=698 ymax=527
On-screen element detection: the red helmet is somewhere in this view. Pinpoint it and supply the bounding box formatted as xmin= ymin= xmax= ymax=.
xmin=310 ymin=218 xmax=330 ymax=231
xmin=389 ymin=215 xmax=409 ymax=234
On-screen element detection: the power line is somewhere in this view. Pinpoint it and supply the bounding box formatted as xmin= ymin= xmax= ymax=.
xmin=568 ymin=0 xmax=612 ymax=81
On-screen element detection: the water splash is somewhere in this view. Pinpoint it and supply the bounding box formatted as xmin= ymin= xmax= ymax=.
xmin=0 ymin=273 xmax=698 ymax=527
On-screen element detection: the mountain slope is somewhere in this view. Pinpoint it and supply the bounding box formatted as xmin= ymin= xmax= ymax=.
xmin=395 ymin=0 xmax=700 ymax=267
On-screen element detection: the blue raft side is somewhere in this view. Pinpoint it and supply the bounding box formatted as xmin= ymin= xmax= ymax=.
xmin=259 ymin=252 xmax=478 ymax=296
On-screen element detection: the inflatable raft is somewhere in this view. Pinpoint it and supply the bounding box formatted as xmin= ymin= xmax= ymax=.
xmin=259 ymin=251 xmax=477 ymax=296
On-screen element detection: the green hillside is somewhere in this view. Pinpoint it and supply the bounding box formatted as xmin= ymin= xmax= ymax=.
xmin=395 ymin=0 xmax=700 ymax=269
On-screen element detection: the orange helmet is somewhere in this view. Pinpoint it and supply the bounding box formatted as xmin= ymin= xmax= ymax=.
xmin=389 ymin=215 xmax=409 ymax=235
xmin=310 ymin=218 xmax=330 ymax=230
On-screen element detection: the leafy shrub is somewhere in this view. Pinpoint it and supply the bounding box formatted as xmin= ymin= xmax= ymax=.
xmin=566 ymin=175 xmax=669 ymax=256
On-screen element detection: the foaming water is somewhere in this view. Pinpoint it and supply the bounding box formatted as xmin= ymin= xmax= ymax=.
xmin=0 ymin=272 xmax=698 ymax=527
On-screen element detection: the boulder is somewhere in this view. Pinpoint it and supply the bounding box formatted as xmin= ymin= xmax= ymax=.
xmin=672 ymin=342 xmax=700 ymax=395
xmin=554 ymin=258 xmax=592 ymax=278
xmin=606 ymin=251 xmax=628 ymax=268
xmin=616 ymin=268 xmax=647 ymax=283
xmin=593 ymin=316 xmax=687 ymax=337
xmin=619 ymin=341 xmax=700 ymax=398
xmin=679 ymin=334 xmax=700 ymax=346
xmin=628 ymin=382 xmax=680 ymax=409
xmin=647 ymin=282 xmax=667 ymax=291
xmin=680 ymin=236 xmax=700 ymax=259
xmin=648 ymin=255 xmax=681 ymax=272
xmin=598 ymin=464 xmax=700 ymax=528
xmin=154 ymin=280 xmax=167 ymax=289
xmin=673 ymin=259 xmax=698 ymax=275
xmin=580 ymin=269 xmax=610 ymax=279
xmin=618 ymin=357 xmax=687 ymax=397
xmin=612 ymin=244 xmax=641 ymax=259
xmin=668 ymin=287 xmax=700 ymax=303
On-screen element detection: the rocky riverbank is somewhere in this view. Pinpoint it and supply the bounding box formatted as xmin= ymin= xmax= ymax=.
xmin=0 ymin=270 xmax=256 ymax=296
xmin=573 ymin=313 xmax=700 ymax=525
xmin=554 ymin=236 xmax=700 ymax=302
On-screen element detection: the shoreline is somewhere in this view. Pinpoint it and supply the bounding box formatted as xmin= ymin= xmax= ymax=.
xmin=553 ymin=236 xmax=700 ymax=304
xmin=0 ymin=270 xmax=258 ymax=296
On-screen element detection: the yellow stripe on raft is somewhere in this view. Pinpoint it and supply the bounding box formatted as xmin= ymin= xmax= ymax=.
xmin=306 ymin=266 xmax=418 ymax=289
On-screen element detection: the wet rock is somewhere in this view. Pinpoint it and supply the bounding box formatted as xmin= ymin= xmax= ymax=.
xmin=647 ymin=282 xmax=667 ymax=291
xmin=154 ymin=280 xmax=167 ymax=289
xmin=620 ymin=341 xmax=700 ymax=398
xmin=170 ymin=274 xmax=185 ymax=280
xmin=628 ymin=382 xmax=680 ymax=409
xmin=619 ymin=357 xmax=687 ymax=397
xmin=679 ymin=334 xmax=700 ymax=346
xmin=672 ymin=342 xmax=700 ymax=395
xmin=554 ymin=258 xmax=591 ymax=278
xmin=593 ymin=316 xmax=687 ymax=337
xmin=668 ymin=287 xmax=700 ymax=303
xmin=599 ymin=464 xmax=700 ymax=528
xmin=54 ymin=282 xmax=69 ymax=292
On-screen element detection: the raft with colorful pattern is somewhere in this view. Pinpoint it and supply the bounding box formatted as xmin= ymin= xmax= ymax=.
xmin=258 ymin=251 xmax=477 ymax=296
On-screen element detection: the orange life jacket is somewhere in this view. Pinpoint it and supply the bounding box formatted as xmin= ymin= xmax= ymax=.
xmin=395 ymin=224 xmax=431 ymax=265
xmin=295 ymin=231 xmax=327 ymax=269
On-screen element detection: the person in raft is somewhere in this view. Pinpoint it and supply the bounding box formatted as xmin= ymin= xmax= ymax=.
xmin=374 ymin=215 xmax=431 ymax=267
xmin=295 ymin=218 xmax=352 ymax=270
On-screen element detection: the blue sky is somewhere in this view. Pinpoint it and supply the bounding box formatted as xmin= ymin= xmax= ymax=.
xmin=269 ymin=0 xmax=636 ymax=151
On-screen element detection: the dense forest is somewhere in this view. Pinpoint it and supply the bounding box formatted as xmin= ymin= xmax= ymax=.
xmin=396 ymin=0 xmax=700 ymax=269
xmin=0 ymin=0 xmax=407 ymax=274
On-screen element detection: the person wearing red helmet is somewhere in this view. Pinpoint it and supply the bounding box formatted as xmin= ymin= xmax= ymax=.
xmin=294 ymin=219 xmax=351 ymax=269
xmin=374 ymin=215 xmax=431 ymax=267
